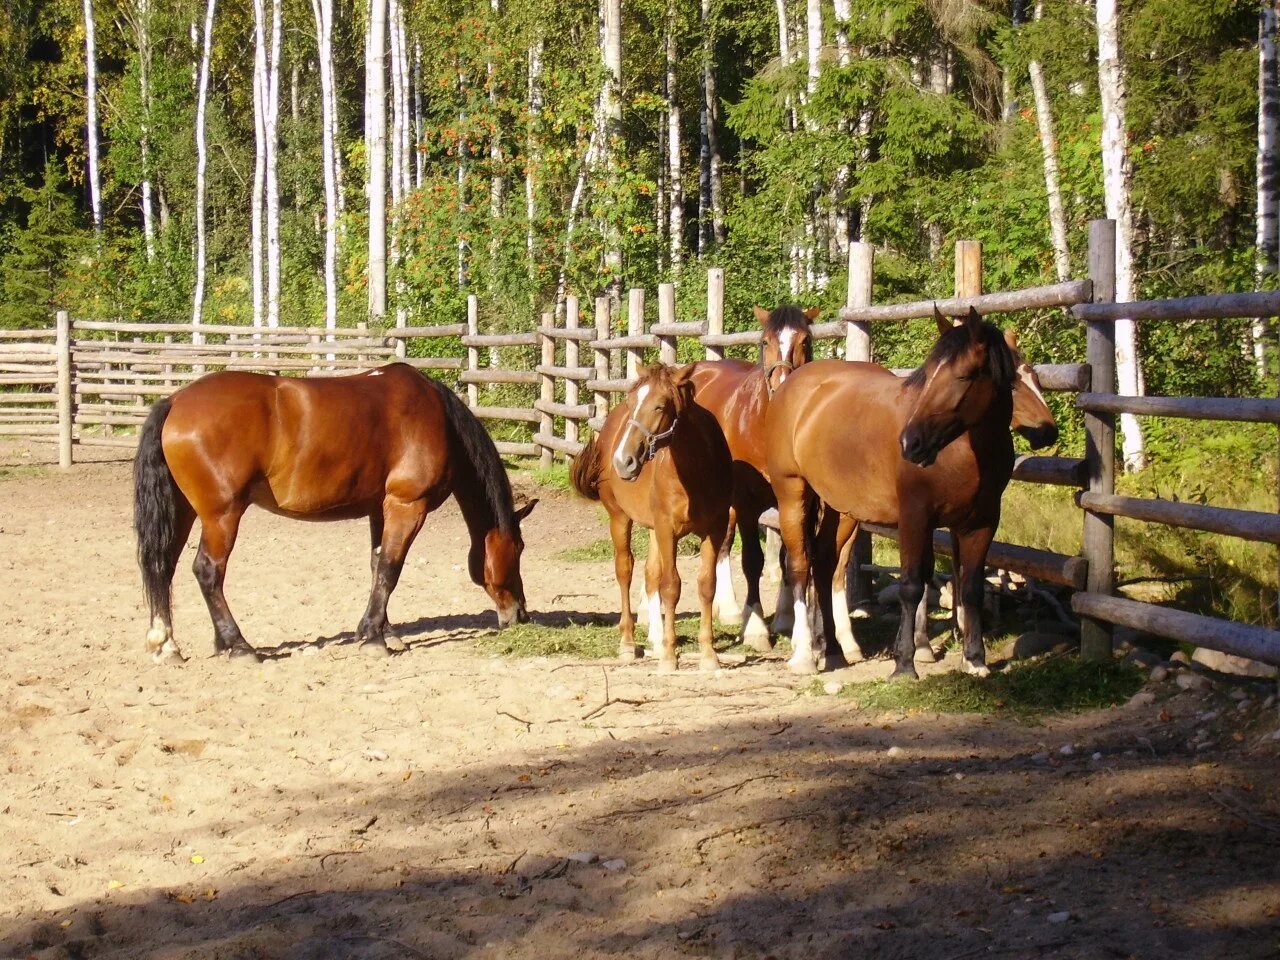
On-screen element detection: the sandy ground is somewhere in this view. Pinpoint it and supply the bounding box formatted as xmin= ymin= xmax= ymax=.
xmin=1 ymin=444 xmax=1279 ymax=960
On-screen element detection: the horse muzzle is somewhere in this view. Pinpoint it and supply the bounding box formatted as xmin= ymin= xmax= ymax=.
xmin=900 ymin=424 xmax=951 ymax=468
xmin=613 ymin=451 xmax=642 ymax=482
xmin=1016 ymin=422 xmax=1059 ymax=450
xmin=497 ymin=600 xmax=529 ymax=629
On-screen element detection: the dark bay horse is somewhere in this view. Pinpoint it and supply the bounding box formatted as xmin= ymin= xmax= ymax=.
xmin=133 ymin=363 xmax=535 ymax=662
xmin=766 ymin=308 xmax=1017 ymax=677
xmin=688 ymin=305 xmax=817 ymax=648
xmin=570 ymin=364 xmax=733 ymax=672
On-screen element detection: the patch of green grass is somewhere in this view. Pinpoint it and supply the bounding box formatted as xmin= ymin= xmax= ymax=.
xmin=558 ymin=532 xmax=704 ymax=563
xmin=476 ymin=613 xmax=776 ymax=660
xmin=814 ymin=657 xmax=1143 ymax=719
xmin=0 ymin=464 xmax=48 ymax=482
xmin=528 ymin=461 xmax=572 ymax=492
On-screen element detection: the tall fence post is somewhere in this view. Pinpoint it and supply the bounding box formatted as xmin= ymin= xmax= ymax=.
xmin=565 ymin=296 xmax=580 ymax=451
xmin=626 ymin=288 xmax=645 ymax=380
xmin=539 ymin=312 xmax=555 ymax=469
xmin=657 ymin=283 xmax=677 ymax=365
xmin=1082 ymin=219 xmax=1117 ymax=660
xmin=466 ymin=294 xmax=479 ymax=409
xmin=845 ymin=243 xmax=874 ymax=605
xmin=593 ymin=296 xmax=611 ymax=424
xmin=955 ymin=239 xmax=983 ymax=300
xmin=56 ymin=311 xmax=72 ymax=469
xmin=705 ymin=268 xmax=725 ymax=361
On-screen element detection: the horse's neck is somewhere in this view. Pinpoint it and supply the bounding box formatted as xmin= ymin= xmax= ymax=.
xmin=450 ymin=457 xmax=501 ymax=543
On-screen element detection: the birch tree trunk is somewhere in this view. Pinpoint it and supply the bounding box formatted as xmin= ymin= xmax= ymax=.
xmin=191 ymin=0 xmax=217 ymax=335
xmin=602 ymin=0 xmax=623 ymax=303
xmin=804 ymin=0 xmax=824 ymax=288
xmin=667 ymin=0 xmax=683 ymax=271
xmin=777 ymin=0 xmax=800 ymax=292
xmin=657 ymin=91 xmax=667 ymax=260
xmin=250 ymin=0 xmax=267 ymax=329
xmin=367 ymin=0 xmax=388 ymax=322
xmin=311 ymin=0 xmax=338 ymax=331
xmin=831 ymin=0 xmax=851 ymax=257
xmin=488 ymin=0 xmax=504 ymax=271
xmin=1256 ymin=0 xmax=1278 ymax=378
xmin=525 ymin=39 xmax=543 ymax=278
xmin=265 ymin=0 xmax=282 ymax=328
xmin=456 ymin=66 xmax=468 ymax=287
xmin=1030 ymin=2 xmax=1070 ymax=282
xmin=414 ymin=41 xmax=424 ymax=188
xmin=83 ymin=0 xmax=102 ymax=235
xmin=1096 ymin=0 xmax=1145 ymax=471
xmin=703 ymin=0 xmax=724 ymax=246
xmin=134 ymin=0 xmax=156 ymax=259
xmin=554 ymin=108 xmax=602 ymax=313
xmin=388 ymin=0 xmax=407 ymax=327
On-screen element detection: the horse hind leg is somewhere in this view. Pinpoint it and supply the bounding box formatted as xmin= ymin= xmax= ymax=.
xmin=643 ymin=532 xmax=662 ymax=660
xmin=829 ymin=514 xmax=864 ymax=665
xmin=357 ymin=497 xmax=428 ymax=656
xmin=913 ymin=539 xmax=939 ymax=663
xmin=361 ymin=512 xmax=405 ymax=653
xmin=711 ymin=507 xmax=741 ymax=627
xmin=147 ymin=501 xmax=196 ymax=663
xmin=192 ymin=504 xmax=258 ymax=661
xmin=953 ymin=527 xmax=996 ymax=677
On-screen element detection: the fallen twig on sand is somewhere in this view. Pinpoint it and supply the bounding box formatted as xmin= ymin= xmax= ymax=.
xmin=694 ymin=814 xmax=793 ymax=864
xmin=595 ymin=774 xmax=780 ymax=821
xmin=497 ymin=710 xmax=533 ymax=730
xmin=1206 ymin=791 xmax=1280 ymax=839
xmin=581 ymin=666 xmax=649 ymax=719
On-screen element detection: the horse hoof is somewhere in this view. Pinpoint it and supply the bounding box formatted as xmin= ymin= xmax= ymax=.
xmin=741 ymin=618 xmax=773 ymax=653
xmin=151 ymin=640 xmax=187 ymax=664
xmin=962 ymin=660 xmax=990 ymax=678
xmin=360 ymin=640 xmax=391 ymax=659
xmin=656 ymin=657 xmax=679 ymax=674
xmin=227 ymin=644 xmax=261 ymax=663
xmin=383 ymin=633 xmax=407 ymax=654
xmin=714 ymin=607 xmax=743 ymax=628
xmin=822 ymin=649 xmax=850 ymax=671
xmin=914 ymin=644 xmax=939 ymax=663
xmin=787 ymin=656 xmax=819 ymax=676
xmin=618 ymin=645 xmax=640 ymax=663
xmin=836 ymin=639 xmax=864 ymax=664
xmin=700 ymin=656 xmax=721 ymax=673
xmin=888 ymin=665 xmax=919 ymax=682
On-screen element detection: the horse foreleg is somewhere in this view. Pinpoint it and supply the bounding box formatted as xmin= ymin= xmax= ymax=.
xmin=610 ymin=513 xmax=639 ymax=661
xmin=655 ymin=523 xmax=681 ymax=673
xmin=830 ymin=514 xmax=863 ymax=664
xmin=643 ymin=531 xmax=662 ymax=658
xmin=891 ymin=513 xmax=931 ymax=680
xmin=357 ymin=496 xmax=427 ymax=656
xmin=697 ymin=525 xmax=726 ymax=672
xmin=737 ymin=511 xmax=772 ymax=652
xmin=776 ymin=477 xmax=817 ymax=674
xmin=193 ymin=505 xmax=257 ymax=661
xmin=953 ymin=526 xmax=996 ymax=677
xmin=711 ymin=506 xmax=742 ymax=626
xmin=913 ymin=538 xmax=938 ymax=663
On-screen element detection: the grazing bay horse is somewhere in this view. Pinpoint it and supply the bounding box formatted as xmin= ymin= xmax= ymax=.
xmin=688 ymin=305 xmax=817 ymax=648
xmin=766 ymin=308 xmax=1017 ymax=677
xmin=570 ymin=364 xmax=732 ymax=672
xmin=132 ymin=363 xmax=535 ymax=662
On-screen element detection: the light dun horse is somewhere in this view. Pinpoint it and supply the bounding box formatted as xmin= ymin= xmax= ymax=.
xmin=688 ymin=305 xmax=817 ymax=648
xmin=766 ymin=308 xmax=1019 ymax=677
xmin=133 ymin=364 xmax=535 ymax=662
xmin=570 ymin=364 xmax=733 ymax=672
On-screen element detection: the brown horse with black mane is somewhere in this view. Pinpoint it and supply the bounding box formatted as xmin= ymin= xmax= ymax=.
xmin=688 ymin=305 xmax=817 ymax=647
xmin=571 ymin=363 xmax=732 ymax=672
xmin=766 ymin=308 xmax=1017 ymax=678
xmin=132 ymin=363 xmax=535 ymax=662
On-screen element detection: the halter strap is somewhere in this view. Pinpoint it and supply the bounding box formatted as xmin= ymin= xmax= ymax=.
xmin=624 ymin=415 xmax=678 ymax=464
xmin=764 ymin=360 xmax=794 ymax=396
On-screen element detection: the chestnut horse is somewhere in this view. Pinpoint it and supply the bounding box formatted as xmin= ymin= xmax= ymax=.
xmin=133 ymin=363 xmax=535 ymax=662
xmin=766 ymin=308 xmax=1017 ymax=677
xmin=570 ymin=364 xmax=732 ymax=672
xmin=688 ymin=305 xmax=817 ymax=648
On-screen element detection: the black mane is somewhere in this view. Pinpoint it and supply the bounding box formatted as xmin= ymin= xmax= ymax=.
xmin=762 ymin=305 xmax=812 ymax=339
xmin=903 ymin=320 xmax=1015 ymax=392
xmin=435 ymin=381 xmax=518 ymax=535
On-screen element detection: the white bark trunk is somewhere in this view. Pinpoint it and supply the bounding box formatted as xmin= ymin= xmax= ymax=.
xmin=831 ymin=0 xmax=850 ymax=256
xmin=312 ymin=0 xmax=338 ymax=331
xmin=488 ymin=0 xmax=503 ymax=241
xmin=1030 ymin=4 xmax=1070 ymax=282
xmin=414 ymin=41 xmax=424 ymax=188
xmin=191 ymin=0 xmax=217 ymax=336
xmin=456 ymin=67 xmax=468 ymax=287
xmin=389 ymin=0 xmax=407 ymax=328
xmin=1096 ymin=0 xmax=1145 ymax=470
xmin=251 ymin=0 xmax=267 ymax=329
xmin=135 ymin=0 xmax=156 ymax=259
xmin=265 ymin=0 xmax=282 ymax=329
xmin=367 ymin=0 xmax=388 ymax=321
xmin=667 ymin=3 xmax=683 ymax=270
xmin=555 ymin=111 xmax=602 ymax=313
xmin=602 ymin=0 xmax=623 ymax=300
xmin=1256 ymin=0 xmax=1278 ymax=377
xmin=702 ymin=0 xmax=723 ymax=246
xmin=525 ymin=39 xmax=543 ymax=276
xmin=83 ymin=0 xmax=102 ymax=234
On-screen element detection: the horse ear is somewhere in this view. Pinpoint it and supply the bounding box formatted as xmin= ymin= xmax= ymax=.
xmin=670 ymin=362 xmax=697 ymax=384
xmin=964 ymin=306 xmax=983 ymax=342
xmin=671 ymin=363 xmax=698 ymax=407
xmin=803 ymin=307 xmax=820 ymax=321
xmin=513 ymin=498 xmax=538 ymax=523
xmin=752 ymin=305 xmax=771 ymax=326
xmin=1003 ymin=327 xmax=1019 ymax=350
xmin=933 ymin=304 xmax=952 ymax=336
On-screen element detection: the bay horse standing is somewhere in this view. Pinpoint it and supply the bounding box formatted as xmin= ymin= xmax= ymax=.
xmin=570 ymin=364 xmax=732 ymax=672
xmin=766 ymin=308 xmax=1017 ymax=677
xmin=688 ymin=305 xmax=817 ymax=648
xmin=133 ymin=363 xmax=535 ymax=662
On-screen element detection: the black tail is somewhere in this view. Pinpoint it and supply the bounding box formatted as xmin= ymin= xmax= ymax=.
xmin=570 ymin=435 xmax=603 ymax=501
xmin=133 ymin=398 xmax=180 ymax=623
xmin=435 ymin=381 xmax=517 ymax=534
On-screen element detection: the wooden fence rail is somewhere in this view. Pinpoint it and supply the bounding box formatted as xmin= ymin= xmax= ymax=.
xmin=3 ymin=220 xmax=1278 ymax=666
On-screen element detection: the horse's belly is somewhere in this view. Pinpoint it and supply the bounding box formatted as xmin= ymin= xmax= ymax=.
xmin=253 ymin=468 xmax=384 ymax=518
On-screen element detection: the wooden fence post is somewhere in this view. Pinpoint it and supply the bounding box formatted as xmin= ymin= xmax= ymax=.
xmin=593 ymin=296 xmax=611 ymax=422
xmin=565 ymin=295 xmax=580 ymax=450
xmin=1082 ymin=219 xmax=1117 ymax=660
xmin=705 ymin=268 xmax=725 ymax=360
xmin=539 ymin=312 xmax=555 ymax=469
xmin=162 ymin=335 xmax=173 ymax=389
xmin=357 ymin=321 xmax=368 ymax=366
xmin=955 ymin=240 xmax=983 ymax=300
xmin=56 ymin=311 xmax=72 ymax=469
xmin=657 ymin=283 xmax=677 ymax=365
xmin=627 ymin=287 xmax=645 ymax=380
xmin=845 ymin=243 xmax=874 ymax=605
xmin=466 ymin=294 xmax=479 ymax=409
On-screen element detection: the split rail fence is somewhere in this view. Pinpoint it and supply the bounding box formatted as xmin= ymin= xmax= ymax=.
xmin=2 ymin=219 xmax=1277 ymax=666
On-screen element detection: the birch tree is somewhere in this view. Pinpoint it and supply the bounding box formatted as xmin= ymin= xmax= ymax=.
xmin=367 ymin=0 xmax=388 ymax=322
xmin=265 ymin=0 xmax=282 ymax=328
xmin=1029 ymin=1 xmax=1070 ymax=282
xmin=602 ymin=0 xmax=623 ymax=302
xmin=191 ymin=0 xmax=217 ymax=334
xmin=702 ymin=0 xmax=724 ymax=246
xmin=251 ymin=0 xmax=267 ymax=328
xmin=666 ymin=0 xmax=683 ymax=271
xmin=525 ymin=38 xmax=543 ymax=276
xmin=83 ymin=0 xmax=102 ymax=235
xmin=1256 ymin=0 xmax=1278 ymax=377
xmin=311 ymin=0 xmax=339 ymax=330
xmin=1096 ymin=0 xmax=1145 ymax=470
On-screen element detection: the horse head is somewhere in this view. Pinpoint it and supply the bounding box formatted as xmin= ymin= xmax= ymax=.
xmin=612 ymin=363 xmax=695 ymax=482
xmin=899 ymin=306 xmax=1016 ymax=467
xmin=755 ymin=305 xmax=818 ymax=395
xmin=480 ymin=498 xmax=538 ymax=627
xmin=1005 ymin=328 xmax=1059 ymax=449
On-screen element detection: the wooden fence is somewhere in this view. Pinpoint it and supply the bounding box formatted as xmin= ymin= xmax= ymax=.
xmin=2 ymin=218 xmax=1278 ymax=667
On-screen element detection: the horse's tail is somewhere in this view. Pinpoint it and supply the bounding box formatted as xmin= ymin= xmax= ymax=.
xmin=133 ymin=397 xmax=181 ymax=625
xmin=570 ymin=435 xmax=603 ymax=501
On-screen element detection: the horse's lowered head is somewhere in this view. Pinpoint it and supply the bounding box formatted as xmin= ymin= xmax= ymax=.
xmin=755 ymin=305 xmax=817 ymax=395
xmin=899 ymin=306 xmax=1016 ymax=467
xmin=476 ymin=499 xmax=537 ymax=628
xmin=612 ymin=363 xmax=696 ymax=482
xmin=1005 ymin=328 xmax=1059 ymax=449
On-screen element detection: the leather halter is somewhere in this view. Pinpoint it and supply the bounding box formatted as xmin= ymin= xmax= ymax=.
xmin=764 ymin=360 xmax=793 ymax=397
xmin=624 ymin=415 xmax=678 ymax=466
